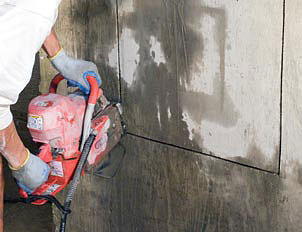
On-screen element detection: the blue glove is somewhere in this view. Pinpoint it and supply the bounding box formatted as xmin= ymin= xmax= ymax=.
xmin=50 ymin=49 xmax=102 ymax=94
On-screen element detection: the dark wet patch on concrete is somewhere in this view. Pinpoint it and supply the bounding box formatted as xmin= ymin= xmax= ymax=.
xmin=291 ymin=161 xmax=302 ymax=186
xmin=118 ymin=0 xmax=251 ymax=165
xmin=297 ymin=164 xmax=302 ymax=186
xmin=64 ymin=0 xmax=278 ymax=174
xmin=180 ymin=84 xmax=239 ymax=128
xmin=58 ymin=0 xmax=120 ymax=98
xmin=233 ymin=144 xmax=279 ymax=173
xmin=86 ymin=0 xmax=120 ymax=98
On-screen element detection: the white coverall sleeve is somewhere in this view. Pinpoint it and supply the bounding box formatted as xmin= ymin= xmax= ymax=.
xmin=0 ymin=0 xmax=61 ymax=130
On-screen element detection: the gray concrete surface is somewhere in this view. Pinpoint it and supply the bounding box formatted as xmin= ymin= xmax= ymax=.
xmin=38 ymin=0 xmax=302 ymax=231
xmin=117 ymin=0 xmax=282 ymax=172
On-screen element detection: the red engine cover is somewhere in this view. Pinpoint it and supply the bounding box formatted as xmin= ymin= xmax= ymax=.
xmin=27 ymin=93 xmax=86 ymax=159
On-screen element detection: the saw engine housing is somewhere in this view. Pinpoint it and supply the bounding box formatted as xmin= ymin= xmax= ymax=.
xmin=19 ymin=77 xmax=123 ymax=205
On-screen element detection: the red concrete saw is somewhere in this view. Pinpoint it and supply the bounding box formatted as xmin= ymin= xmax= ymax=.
xmin=16 ymin=74 xmax=126 ymax=231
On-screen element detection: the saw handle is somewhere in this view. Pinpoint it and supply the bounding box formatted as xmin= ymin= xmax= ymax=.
xmin=86 ymin=75 xmax=99 ymax=105
xmin=49 ymin=74 xmax=64 ymax=93
xmin=49 ymin=74 xmax=99 ymax=105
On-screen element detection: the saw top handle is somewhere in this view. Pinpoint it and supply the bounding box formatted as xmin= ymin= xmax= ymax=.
xmin=49 ymin=74 xmax=64 ymax=93
xmin=49 ymin=73 xmax=99 ymax=105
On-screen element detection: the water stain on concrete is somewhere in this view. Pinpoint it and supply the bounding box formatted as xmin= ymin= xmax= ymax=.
xmin=234 ymin=144 xmax=279 ymax=172
xmin=64 ymin=0 xmax=277 ymax=174
xmin=45 ymin=2 xmax=296 ymax=232
xmin=119 ymin=0 xmax=239 ymax=151
xmin=87 ymin=0 xmax=120 ymax=98
xmin=291 ymin=161 xmax=302 ymax=186
xmin=180 ymin=82 xmax=239 ymax=128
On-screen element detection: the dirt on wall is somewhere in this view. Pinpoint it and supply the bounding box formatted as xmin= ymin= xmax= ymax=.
xmin=118 ymin=0 xmax=278 ymax=171
xmin=44 ymin=1 xmax=302 ymax=231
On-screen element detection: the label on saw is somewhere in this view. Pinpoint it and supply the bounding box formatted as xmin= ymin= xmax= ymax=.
xmin=27 ymin=114 xmax=43 ymax=130
xmin=43 ymin=184 xmax=60 ymax=195
xmin=95 ymin=133 xmax=108 ymax=153
xmin=49 ymin=161 xmax=64 ymax=177
xmin=87 ymin=133 xmax=108 ymax=165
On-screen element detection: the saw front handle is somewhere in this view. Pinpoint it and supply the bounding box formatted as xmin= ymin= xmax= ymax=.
xmin=86 ymin=75 xmax=99 ymax=105
xmin=49 ymin=73 xmax=99 ymax=105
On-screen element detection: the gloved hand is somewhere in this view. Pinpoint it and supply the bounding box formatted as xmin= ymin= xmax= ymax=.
xmin=10 ymin=149 xmax=50 ymax=194
xmin=50 ymin=49 xmax=102 ymax=94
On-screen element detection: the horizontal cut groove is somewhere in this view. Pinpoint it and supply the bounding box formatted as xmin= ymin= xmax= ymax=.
xmin=126 ymin=132 xmax=279 ymax=176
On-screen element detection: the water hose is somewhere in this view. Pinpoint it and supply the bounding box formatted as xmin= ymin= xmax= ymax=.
xmin=59 ymin=131 xmax=97 ymax=232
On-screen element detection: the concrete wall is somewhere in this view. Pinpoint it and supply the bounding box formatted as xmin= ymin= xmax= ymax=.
xmin=39 ymin=0 xmax=302 ymax=231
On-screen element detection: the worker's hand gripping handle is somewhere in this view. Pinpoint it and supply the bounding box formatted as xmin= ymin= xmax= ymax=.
xmin=49 ymin=74 xmax=99 ymax=103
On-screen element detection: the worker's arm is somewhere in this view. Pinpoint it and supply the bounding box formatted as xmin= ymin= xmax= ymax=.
xmin=0 ymin=2 xmax=61 ymax=231
xmin=0 ymin=123 xmax=27 ymax=169
xmin=0 ymin=0 xmax=61 ymax=192
xmin=42 ymin=28 xmax=61 ymax=58
xmin=43 ymin=29 xmax=102 ymax=94
xmin=0 ymin=122 xmax=50 ymax=193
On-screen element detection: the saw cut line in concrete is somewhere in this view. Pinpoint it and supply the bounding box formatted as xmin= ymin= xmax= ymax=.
xmin=277 ymin=0 xmax=286 ymax=175
xmin=126 ymin=132 xmax=279 ymax=176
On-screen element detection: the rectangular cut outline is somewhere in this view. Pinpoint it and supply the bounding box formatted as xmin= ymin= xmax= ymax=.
xmin=116 ymin=0 xmax=286 ymax=175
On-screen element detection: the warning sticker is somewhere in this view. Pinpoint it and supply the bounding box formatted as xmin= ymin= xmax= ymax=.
xmin=95 ymin=134 xmax=108 ymax=153
xmin=44 ymin=184 xmax=60 ymax=195
xmin=27 ymin=114 xmax=43 ymax=130
xmin=49 ymin=161 xmax=64 ymax=177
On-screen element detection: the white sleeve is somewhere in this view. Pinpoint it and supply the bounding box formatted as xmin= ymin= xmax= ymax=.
xmin=0 ymin=106 xmax=13 ymax=130
xmin=0 ymin=1 xmax=61 ymax=130
xmin=12 ymin=0 xmax=61 ymax=23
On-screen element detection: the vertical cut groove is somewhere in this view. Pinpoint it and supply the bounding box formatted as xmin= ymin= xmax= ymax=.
xmin=116 ymin=0 xmax=122 ymax=103
xmin=278 ymin=0 xmax=286 ymax=176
